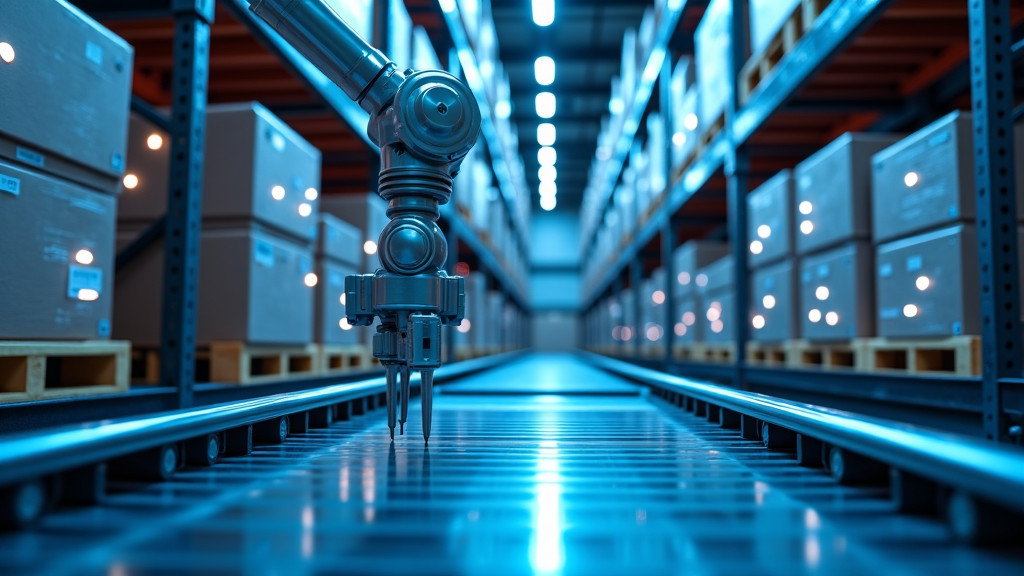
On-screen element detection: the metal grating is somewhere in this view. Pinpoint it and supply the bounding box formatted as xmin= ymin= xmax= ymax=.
xmin=0 ymin=356 xmax=1020 ymax=575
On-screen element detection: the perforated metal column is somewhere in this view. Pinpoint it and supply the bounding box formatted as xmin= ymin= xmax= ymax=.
xmin=968 ymin=0 xmax=1021 ymax=442
xmin=160 ymin=0 xmax=214 ymax=408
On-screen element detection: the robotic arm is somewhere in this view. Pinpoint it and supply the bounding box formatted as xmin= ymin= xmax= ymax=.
xmin=248 ymin=0 xmax=482 ymax=444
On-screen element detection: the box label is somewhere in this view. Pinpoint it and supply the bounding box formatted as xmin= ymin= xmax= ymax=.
xmin=67 ymin=265 xmax=103 ymax=300
xmin=906 ymin=255 xmax=923 ymax=272
xmin=329 ymin=270 xmax=344 ymax=287
xmin=0 ymin=173 xmax=20 ymax=196
xmin=16 ymin=147 xmax=44 ymax=168
xmin=879 ymin=263 xmax=893 ymax=278
xmin=816 ymin=264 xmax=830 ymax=279
xmin=97 ymin=319 xmax=111 ymax=337
xmin=254 ymin=240 xmax=275 ymax=267
xmin=880 ymin=307 xmax=900 ymax=319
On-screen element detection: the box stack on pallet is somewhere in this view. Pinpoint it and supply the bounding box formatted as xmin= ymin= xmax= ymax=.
xmin=671 ymin=241 xmax=730 ymax=361
xmin=746 ymin=170 xmax=798 ymax=365
xmin=696 ymin=255 xmax=736 ymax=363
xmin=454 ymin=271 xmax=487 ymax=361
xmin=115 ymin=103 xmax=322 ymax=385
xmin=694 ymin=0 xmax=738 ymax=150
xmin=0 ymin=1 xmax=132 ymax=403
xmin=740 ymin=0 xmax=831 ymax=103
xmin=314 ymin=215 xmax=373 ymax=375
xmin=668 ymin=56 xmax=700 ymax=182
xmin=789 ymin=133 xmax=899 ymax=370
xmin=868 ymin=112 xmax=1024 ymax=376
xmin=640 ymin=268 xmax=668 ymax=358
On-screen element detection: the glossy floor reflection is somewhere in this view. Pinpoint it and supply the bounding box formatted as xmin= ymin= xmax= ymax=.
xmin=0 ymin=354 xmax=1021 ymax=575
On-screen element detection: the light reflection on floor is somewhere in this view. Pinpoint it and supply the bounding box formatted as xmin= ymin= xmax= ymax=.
xmin=0 ymin=355 xmax=1021 ymax=576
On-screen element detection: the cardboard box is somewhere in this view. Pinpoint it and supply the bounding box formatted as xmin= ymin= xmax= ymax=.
xmin=119 ymin=104 xmax=322 ymax=243
xmin=0 ymin=0 xmax=133 ymax=193
xmin=646 ymin=112 xmax=667 ymax=198
xmin=747 ymin=170 xmax=794 ymax=268
xmin=703 ymin=291 xmax=735 ymax=344
xmin=456 ymin=272 xmax=486 ymax=350
xmin=669 ymin=57 xmax=699 ymax=170
xmin=0 ymin=160 xmax=116 ymax=339
xmin=674 ymin=295 xmax=704 ymax=345
xmin=748 ymin=0 xmax=802 ymax=55
xmin=485 ymin=291 xmax=505 ymax=349
xmin=750 ymin=259 xmax=798 ymax=343
xmin=673 ymin=241 xmax=730 ymax=300
xmin=795 ymin=133 xmax=901 ymax=254
xmin=320 ymin=192 xmax=389 ymax=273
xmin=697 ymin=255 xmax=734 ymax=298
xmin=114 ymin=223 xmax=314 ymax=346
xmin=695 ymin=0 xmax=734 ymax=133
xmin=317 ymin=214 xmax=362 ymax=267
xmin=800 ymin=241 xmax=874 ymax=341
xmin=642 ymin=268 xmax=668 ymax=348
xmin=620 ymin=288 xmax=637 ymax=345
xmin=875 ymin=224 xmax=1024 ymax=337
xmin=871 ymin=111 xmax=1024 ymax=243
xmin=316 ymin=259 xmax=359 ymax=345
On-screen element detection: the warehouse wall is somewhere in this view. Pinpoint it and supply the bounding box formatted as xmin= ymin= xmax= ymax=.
xmin=530 ymin=211 xmax=581 ymax=349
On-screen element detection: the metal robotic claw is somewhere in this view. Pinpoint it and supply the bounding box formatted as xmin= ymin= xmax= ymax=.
xmin=248 ymin=0 xmax=481 ymax=444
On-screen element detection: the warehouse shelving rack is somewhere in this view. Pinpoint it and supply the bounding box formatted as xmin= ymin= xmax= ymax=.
xmin=579 ymin=0 xmax=1024 ymax=443
xmin=0 ymin=0 xmax=531 ymax=424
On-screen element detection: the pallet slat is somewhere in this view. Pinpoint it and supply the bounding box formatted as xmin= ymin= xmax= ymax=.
xmin=0 ymin=341 xmax=130 ymax=403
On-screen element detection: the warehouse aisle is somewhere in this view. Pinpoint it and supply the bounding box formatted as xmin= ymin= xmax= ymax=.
xmin=0 ymin=355 xmax=1021 ymax=575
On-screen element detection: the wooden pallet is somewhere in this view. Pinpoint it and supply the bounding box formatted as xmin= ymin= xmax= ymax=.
xmin=788 ymin=339 xmax=867 ymax=371
xmin=697 ymin=112 xmax=726 ymax=154
xmin=862 ymin=336 xmax=981 ymax=376
xmin=745 ymin=341 xmax=791 ymax=367
xmin=209 ymin=342 xmax=320 ymax=384
xmin=317 ymin=344 xmax=375 ymax=375
xmin=739 ymin=0 xmax=831 ymax=103
xmin=0 ymin=341 xmax=130 ymax=403
xmin=693 ymin=342 xmax=736 ymax=364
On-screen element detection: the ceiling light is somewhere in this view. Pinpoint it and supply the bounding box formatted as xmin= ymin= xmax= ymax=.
xmin=537 ymin=123 xmax=556 ymax=146
xmin=683 ymin=113 xmax=699 ymax=131
xmin=540 ymin=195 xmax=557 ymax=211
xmin=123 ymin=174 xmax=139 ymax=189
xmin=538 ymin=146 xmax=557 ymax=166
xmin=532 ymin=0 xmax=554 ymax=26
xmin=539 ymin=181 xmax=557 ymax=197
xmin=534 ymin=56 xmax=555 ymax=85
xmin=146 ymin=134 xmax=164 ymax=150
xmin=799 ymin=201 xmax=813 ymax=215
xmin=536 ymin=92 xmax=556 ymax=118
xmin=538 ymin=165 xmax=557 ymax=182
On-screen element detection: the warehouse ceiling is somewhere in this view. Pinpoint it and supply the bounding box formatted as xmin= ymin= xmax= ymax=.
xmin=490 ymin=0 xmax=646 ymax=212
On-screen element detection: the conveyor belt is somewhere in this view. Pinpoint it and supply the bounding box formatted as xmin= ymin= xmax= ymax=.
xmin=0 ymin=354 xmax=1021 ymax=575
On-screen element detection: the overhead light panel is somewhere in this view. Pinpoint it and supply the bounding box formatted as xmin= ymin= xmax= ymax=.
xmin=538 ymin=165 xmax=557 ymax=182
xmin=532 ymin=0 xmax=554 ymax=26
xmin=537 ymin=123 xmax=556 ymax=146
xmin=535 ymin=92 xmax=556 ymax=118
xmin=539 ymin=181 xmax=557 ymax=197
xmin=534 ymin=56 xmax=555 ymax=85
xmin=538 ymin=146 xmax=557 ymax=166
xmin=540 ymin=195 xmax=557 ymax=211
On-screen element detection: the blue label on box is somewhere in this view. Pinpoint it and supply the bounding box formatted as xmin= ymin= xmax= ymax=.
xmin=0 ymin=173 xmax=20 ymax=196
xmin=16 ymin=147 xmax=44 ymax=168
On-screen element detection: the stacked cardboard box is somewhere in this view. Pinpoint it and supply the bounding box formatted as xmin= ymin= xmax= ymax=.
xmin=747 ymin=171 xmax=798 ymax=343
xmin=795 ymin=133 xmax=898 ymax=341
xmin=871 ymin=112 xmax=1024 ymax=338
xmin=0 ymin=0 xmax=132 ymax=340
xmin=115 ymin=103 xmax=321 ymax=346
xmin=314 ymin=215 xmax=362 ymax=346
xmin=672 ymin=241 xmax=730 ymax=351
xmin=641 ymin=268 xmax=668 ymax=356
